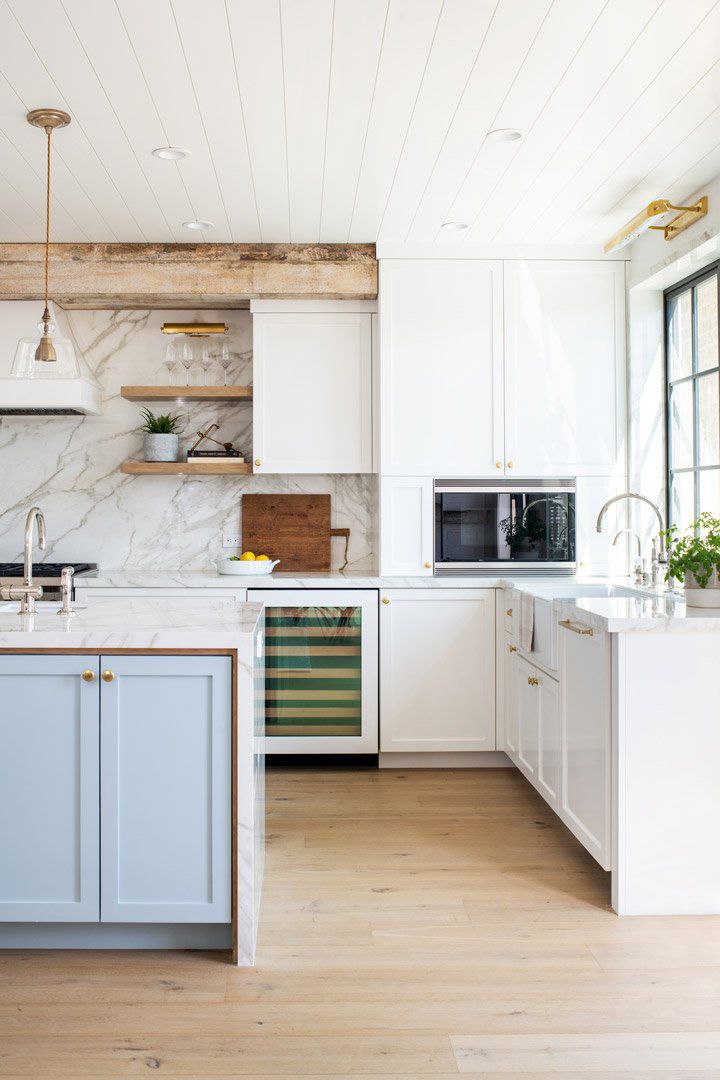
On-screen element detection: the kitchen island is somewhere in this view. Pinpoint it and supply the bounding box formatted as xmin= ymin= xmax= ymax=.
xmin=0 ymin=597 xmax=265 ymax=965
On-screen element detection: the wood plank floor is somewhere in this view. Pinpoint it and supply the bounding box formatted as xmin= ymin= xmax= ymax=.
xmin=2 ymin=766 xmax=720 ymax=1078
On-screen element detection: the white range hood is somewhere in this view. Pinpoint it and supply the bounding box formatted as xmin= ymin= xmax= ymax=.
xmin=0 ymin=302 xmax=101 ymax=416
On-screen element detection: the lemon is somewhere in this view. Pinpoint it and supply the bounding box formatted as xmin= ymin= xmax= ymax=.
xmin=239 ymin=551 xmax=256 ymax=561
xmin=256 ymin=554 xmax=270 ymax=561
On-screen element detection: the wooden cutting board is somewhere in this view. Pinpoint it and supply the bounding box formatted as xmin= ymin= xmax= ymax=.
xmin=242 ymin=493 xmax=335 ymax=572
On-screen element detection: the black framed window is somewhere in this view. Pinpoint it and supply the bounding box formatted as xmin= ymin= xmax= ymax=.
xmin=665 ymin=262 xmax=720 ymax=530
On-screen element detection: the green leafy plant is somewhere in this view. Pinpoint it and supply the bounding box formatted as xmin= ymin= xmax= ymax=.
xmin=500 ymin=513 xmax=546 ymax=549
xmin=662 ymin=512 xmax=720 ymax=588
xmin=139 ymin=407 xmax=181 ymax=434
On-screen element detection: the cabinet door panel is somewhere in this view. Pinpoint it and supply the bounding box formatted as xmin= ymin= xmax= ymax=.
xmin=558 ymin=621 xmax=611 ymax=868
xmin=253 ymin=312 xmax=372 ymax=473
xmin=100 ymin=655 xmax=232 ymax=923
xmin=0 ymin=655 xmax=99 ymax=922
xmin=538 ymin=674 xmax=560 ymax=807
xmin=379 ymin=476 xmax=433 ymax=576
xmin=380 ymin=260 xmax=504 ymax=475
xmin=380 ymin=589 xmax=495 ymax=752
xmin=502 ymin=641 xmax=519 ymax=757
xmin=504 ymin=261 xmax=624 ymax=476
xmin=516 ymin=656 xmax=539 ymax=779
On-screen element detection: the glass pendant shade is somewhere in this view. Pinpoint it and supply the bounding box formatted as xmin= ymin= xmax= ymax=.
xmin=12 ymin=316 xmax=80 ymax=379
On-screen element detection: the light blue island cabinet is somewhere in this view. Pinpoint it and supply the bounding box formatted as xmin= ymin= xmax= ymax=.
xmin=0 ymin=596 xmax=265 ymax=963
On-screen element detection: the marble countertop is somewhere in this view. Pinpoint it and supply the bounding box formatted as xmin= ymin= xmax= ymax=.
xmin=0 ymin=597 xmax=264 ymax=649
xmin=74 ymin=569 xmax=510 ymax=589
xmin=555 ymin=593 xmax=720 ymax=632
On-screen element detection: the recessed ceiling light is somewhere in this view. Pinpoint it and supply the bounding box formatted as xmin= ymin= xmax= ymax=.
xmin=152 ymin=146 xmax=191 ymax=160
xmin=182 ymin=219 xmax=214 ymax=231
xmin=487 ymin=128 xmax=522 ymax=142
xmin=441 ymin=221 xmax=468 ymax=231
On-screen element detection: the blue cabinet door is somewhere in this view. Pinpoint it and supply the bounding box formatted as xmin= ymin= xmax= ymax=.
xmin=100 ymin=655 xmax=231 ymax=923
xmin=0 ymin=656 xmax=100 ymax=922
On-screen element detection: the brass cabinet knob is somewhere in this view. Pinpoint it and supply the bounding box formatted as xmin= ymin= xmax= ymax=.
xmin=254 ymin=459 xmax=262 ymax=467
xmin=423 ymin=561 xmax=431 ymax=569
xmin=527 ymin=676 xmax=539 ymax=686
xmin=81 ymin=669 xmax=95 ymax=682
xmin=495 ymin=461 xmax=502 ymax=469
xmin=508 ymin=644 xmax=517 ymax=653
xmin=507 ymin=461 xmax=514 ymax=469
xmin=506 ymin=608 xmax=513 ymax=616
xmin=101 ymin=669 xmax=115 ymax=683
xmin=382 ymin=596 xmax=390 ymax=604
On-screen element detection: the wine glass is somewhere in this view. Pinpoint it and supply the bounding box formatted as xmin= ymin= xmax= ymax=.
xmin=218 ymin=341 xmax=232 ymax=387
xmin=180 ymin=340 xmax=195 ymax=386
xmin=163 ymin=340 xmax=179 ymax=385
xmin=199 ymin=343 xmax=213 ymax=386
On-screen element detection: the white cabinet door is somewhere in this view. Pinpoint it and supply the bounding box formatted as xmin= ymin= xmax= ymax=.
xmin=380 ymin=589 xmax=496 ymax=752
xmin=537 ymin=672 xmax=560 ymax=808
xmin=516 ymin=655 xmax=539 ymax=781
xmin=100 ymin=655 xmax=232 ymax=923
xmin=252 ymin=312 xmax=372 ymax=473
xmin=0 ymin=656 xmax=100 ymax=922
xmin=504 ymin=260 xmax=625 ymax=476
xmin=501 ymin=639 xmax=519 ymax=757
xmin=558 ymin=616 xmax=611 ymax=869
xmin=379 ymin=476 xmax=434 ymax=576
xmin=379 ymin=260 xmax=504 ymax=475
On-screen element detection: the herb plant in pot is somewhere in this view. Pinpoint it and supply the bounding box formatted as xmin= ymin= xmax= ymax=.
xmin=140 ymin=407 xmax=181 ymax=463
xmin=663 ymin=512 xmax=720 ymax=607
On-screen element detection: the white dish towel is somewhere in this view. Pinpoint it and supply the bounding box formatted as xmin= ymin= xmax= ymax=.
xmin=518 ymin=592 xmax=534 ymax=653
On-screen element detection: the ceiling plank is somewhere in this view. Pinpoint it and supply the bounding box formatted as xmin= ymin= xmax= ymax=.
xmin=0 ymin=243 xmax=377 ymax=307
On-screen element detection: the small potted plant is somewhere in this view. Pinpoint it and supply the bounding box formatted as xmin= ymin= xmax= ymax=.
xmin=662 ymin=511 xmax=720 ymax=607
xmin=139 ymin=407 xmax=181 ymax=463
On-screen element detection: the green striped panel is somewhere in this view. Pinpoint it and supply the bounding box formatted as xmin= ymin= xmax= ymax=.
xmin=264 ymin=606 xmax=362 ymax=737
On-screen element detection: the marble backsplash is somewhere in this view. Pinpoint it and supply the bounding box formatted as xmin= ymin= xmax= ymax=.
xmin=0 ymin=308 xmax=376 ymax=574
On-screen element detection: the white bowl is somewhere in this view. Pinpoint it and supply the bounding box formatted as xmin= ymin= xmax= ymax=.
xmin=217 ymin=558 xmax=280 ymax=577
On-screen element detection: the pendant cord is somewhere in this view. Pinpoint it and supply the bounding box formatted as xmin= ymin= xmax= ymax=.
xmin=43 ymin=125 xmax=51 ymax=312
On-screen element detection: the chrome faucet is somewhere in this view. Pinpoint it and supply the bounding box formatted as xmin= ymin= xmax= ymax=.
xmin=21 ymin=506 xmax=46 ymax=614
xmin=612 ymin=529 xmax=643 ymax=584
xmin=597 ymin=493 xmax=667 ymax=586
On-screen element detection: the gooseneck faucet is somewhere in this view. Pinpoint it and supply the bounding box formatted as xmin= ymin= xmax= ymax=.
xmin=21 ymin=506 xmax=46 ymax=614
xmin=597 ymin=493 xmax=667 ymax=586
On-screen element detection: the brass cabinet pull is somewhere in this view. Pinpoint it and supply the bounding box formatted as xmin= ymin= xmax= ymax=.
xmin=81 ymin=669 xmax=95 ymax=682
xmin=559 ymin=618 xmax=594 ymax=637
xmin=101 ymin=669 xmax=115 ymax=683
xmin=506 ymin=608 xmax=513 ymax=616
xmin=382 ymin=597 xmax=390 ymax=605
xmin=254 ymin=459 xmax=262 ymax=467
xmin=495 ymin=461 xmax=502 ymax=469
xmin=507 ymin=461 xmax=514 ymax=468
xmin=423 ymin=562 xmax=431 ymax=569
xmin=508 ymin=644 xmax=517 ymax=653
xmin=527 ymin=676 xmax=540 ymax=686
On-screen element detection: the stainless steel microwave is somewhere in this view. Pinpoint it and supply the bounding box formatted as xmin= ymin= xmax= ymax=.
xmin=434 ymin=478 xmax=576 ymax=574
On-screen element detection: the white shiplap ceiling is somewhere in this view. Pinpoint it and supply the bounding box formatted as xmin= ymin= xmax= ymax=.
xmin=0 ymin=0 xmax=718 ymax=246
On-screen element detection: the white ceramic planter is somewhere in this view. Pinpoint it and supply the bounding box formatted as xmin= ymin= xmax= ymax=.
xmin=143 ymin=433 xmax=179 ymax=462
xmin=684 ymin=568 xmax=720 ymax=607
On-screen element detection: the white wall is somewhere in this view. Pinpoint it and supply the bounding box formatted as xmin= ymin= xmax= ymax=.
xmin=0 ymin=306 xmax=375 ymax=574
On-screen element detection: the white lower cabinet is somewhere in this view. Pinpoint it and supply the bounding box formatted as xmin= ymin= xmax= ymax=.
xmin=557 ymin=617 xmax=611 ymax=869
xmin=511 ymin=653 xmax=560 ymax=809
xmin=380 ymin=589 xmax=496 ymax=752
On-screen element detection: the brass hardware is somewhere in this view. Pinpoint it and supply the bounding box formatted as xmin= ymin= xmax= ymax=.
xmin=506 ymin=608 xmax=513 ymax=616
xmin=604 ymin=197 xmax=708 ymax=253
xmin=527 ymin=676 xmax=540 ymax=686
xmin=81 ymin=669 xmax=95 ymax=682
xmin=495 ymin=461 xmax=502 ymax=469
xmin=382 ymin=597 xmax=390 ymax=604
xmin=559 ymin=618 xmax=594 ymax=637
xmin=161 ymin=323 xmax=228 ymax=335
xmin=27 ymin=109 xmax=71 ymax=131
xmin=423 ymin=561 xmax=432 ymax=569
xmin=508 ymin=644 xmax=517 ymax=653
xmin=188 ymin=423 xmax=240 ymax=456
xmin=507 ymin=461 xmax=514 ymax=468
xmin=254 ymin=459 xmax=262 ymax=467
xmin=101 ymin=669 xmax=115 ymax=683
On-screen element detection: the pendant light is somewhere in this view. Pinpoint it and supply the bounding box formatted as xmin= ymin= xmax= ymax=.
xmin=12 ymin=109 xmax=79 ymax=379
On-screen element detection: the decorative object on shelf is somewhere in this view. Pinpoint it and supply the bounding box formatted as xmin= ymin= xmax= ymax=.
xmin=12 ymin=109 xmax=79 ymax=380
xmin=217 ymin=556 xmax=280 ymax=577
xmin=187 ymin=424 xmax=244 ymax=460
xmin=662 ymin=512 xmax=720 ymax=607
xmin=604 ymin=196 xmax=708 ymax=253
xmin=139 ymin=407 xmax=181 ymax=463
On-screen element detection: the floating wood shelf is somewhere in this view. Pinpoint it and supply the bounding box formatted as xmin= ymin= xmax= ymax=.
xmin=121 ymin=385 xmax=252 ymax=401
xmin=120 ymin=459 xmax=252 ymax=476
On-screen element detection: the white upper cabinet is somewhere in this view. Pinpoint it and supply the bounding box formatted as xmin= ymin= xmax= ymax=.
xmin=379 ymin=475 xmax=434 ymax=576
xmin=504 ymin=261 xmax=625 ymax=477
xmin=252 ymin=310 xmax=373 ymax=474
xmin=379 ymin=260 xmax=504 ymax=476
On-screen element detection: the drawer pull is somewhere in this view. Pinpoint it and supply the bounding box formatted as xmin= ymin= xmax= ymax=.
xmin=559 ymin=618 xmax=594 ymax=637
xmin=527 ymin=676 xmax=540 ymax=686
xmin=506 ymin=608 xmax=513 ymax=616
xmin=508 ymin=644 xmax=517 ymax=653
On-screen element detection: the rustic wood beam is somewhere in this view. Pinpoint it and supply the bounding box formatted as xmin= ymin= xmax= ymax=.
xmin=0 ymin=243 xmax=377 ymax=308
